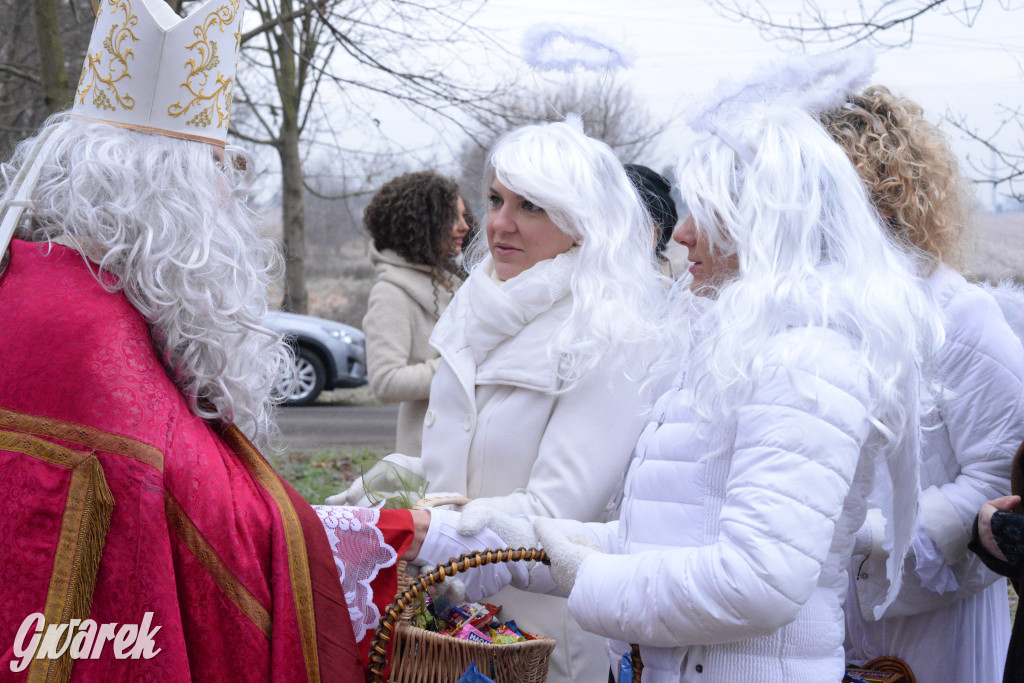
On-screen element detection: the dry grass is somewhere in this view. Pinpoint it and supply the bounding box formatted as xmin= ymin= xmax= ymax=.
xmin=266 ymin=446 xmax=383 ymax=504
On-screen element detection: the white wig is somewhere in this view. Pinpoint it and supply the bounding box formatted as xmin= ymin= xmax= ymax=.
xmin=466 ymin=117 xmax=670 ymax=387
xmin=677 ymin=103 xmax=945 ymax=613
xmin=3 ymin=113 xmax=290 ymax=448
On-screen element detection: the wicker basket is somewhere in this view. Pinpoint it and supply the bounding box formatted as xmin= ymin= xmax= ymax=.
xmin=366 ymin=545 xmax=556 ymax=683
xmin=845 ymin=656 xmax=916 ymax=682
xmin=365 ymin=497 xmax=644 ymax=683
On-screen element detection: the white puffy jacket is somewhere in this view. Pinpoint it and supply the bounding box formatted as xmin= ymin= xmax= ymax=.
xmin=567 ymin=326 xmax=882 ymax=682
xmin=846 ymin=266 xmax=1024 ymax=682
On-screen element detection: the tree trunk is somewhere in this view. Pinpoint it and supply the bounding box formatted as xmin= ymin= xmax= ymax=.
xmin=276 ymin=0 xmax=307 ymax=314
xmin=32 ymin=0 xmax=71 ymax=114
xmin=279 ymin=129 xmax=307 ymax=314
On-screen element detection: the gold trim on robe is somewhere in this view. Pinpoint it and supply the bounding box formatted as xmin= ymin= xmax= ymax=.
xmin=0 ymin=429 xmax=114 ymax=683
xmin=222 ymin=425 xmax=322 ymax=683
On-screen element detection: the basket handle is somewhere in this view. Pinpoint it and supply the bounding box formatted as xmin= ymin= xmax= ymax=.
xmin=366 ymin=546 xmax=549 ymax=682
xmin=631 ymin=643 xmax=643 ymax=683
xmin=392 ymin=495 xmax=474 ymax=618
xmin=372 ymin=497 xmax=646 ymax=682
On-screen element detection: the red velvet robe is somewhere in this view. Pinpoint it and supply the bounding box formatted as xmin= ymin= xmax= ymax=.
xmin=0 ymin=239 xmax=363 ymax=682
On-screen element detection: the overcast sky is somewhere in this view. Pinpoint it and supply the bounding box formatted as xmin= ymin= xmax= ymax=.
xmin=354 ymin=0 xmax=1023 ymax=209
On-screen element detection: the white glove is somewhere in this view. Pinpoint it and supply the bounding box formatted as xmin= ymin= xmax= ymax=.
xmin=534 ymin=517 xmax=599 ymax=596
xmin=412 ymin=509 xmax=529 ymax=602
xmin=458 ymin=504 xmax=539 ymax=550
xmin=324 ymin=454 xmax=426 ymax=507
xmin=325 ymin=478 xmax=370 ymax=506
xmin=457 ymin=505 xmax=552 ymax=593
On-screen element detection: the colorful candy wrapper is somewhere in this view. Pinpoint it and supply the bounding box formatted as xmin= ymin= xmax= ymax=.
xmin=420 ymin=598 xmax=534 ymax=645
xmin=502 ymin=619 xmax=538 ymax=641
xmin=437 ymin=603 xmax=472 ymax=633
xmin=456 ymin=662 xmax=497 ymax=683
xmin=842 ymin=670 xmax=906 ymax=682
xmin=620 ymin=652 xmax=633 ymax=682
xmin=487 ymin=625 xmax=524 ymax=644
xmin=468 ymin=603 xmax=501 ymax=630
xmin=455 ymin=622 xmax=493 ymax=644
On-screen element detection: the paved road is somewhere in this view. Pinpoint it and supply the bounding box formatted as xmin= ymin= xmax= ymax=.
xmin=276 ymin=403 xmax=398 ymax=452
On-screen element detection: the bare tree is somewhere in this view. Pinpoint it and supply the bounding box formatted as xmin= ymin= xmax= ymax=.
xmin=2 ymin=0 xmax=505 ymax=314
xmin=0 ymin=0 xmax=93 ymax=157
xmin=233 ymin=0 xmax=501 ymax=314
xmin=707 ymin=0 xmax=1024 ymax=201
xmin=710 ymin=0 xmax=1021 ymax=48
xmin=32 ymin=0 xmax=72 ymax=114
xmin=946 ymin=103 xmax=1024 ymax=199
xmin=456 ymin=77 xmax=671 ymax=212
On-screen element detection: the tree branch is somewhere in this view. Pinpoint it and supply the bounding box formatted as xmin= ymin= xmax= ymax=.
xmin=0 ymin=63 xmax=40 ymax=84
xmin=228 ymin=124 xmax=278 ymax=146
xmin=945 ymin=106 xmax=1024 ymax=200
xmin=710 ymin=0 xmax=957 ymax=47
xmin=241 ymin=1 xmax=319 ymax=45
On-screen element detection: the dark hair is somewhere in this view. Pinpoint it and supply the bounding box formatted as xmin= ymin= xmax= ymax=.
xmin=363 ymin=171 xmax=462 ymax=293
xmin=625 ymin=164 xmax=678 ymax=256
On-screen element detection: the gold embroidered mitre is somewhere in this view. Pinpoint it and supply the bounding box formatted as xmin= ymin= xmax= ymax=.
xmin=74 ymin=0 xmax=243 ymax=146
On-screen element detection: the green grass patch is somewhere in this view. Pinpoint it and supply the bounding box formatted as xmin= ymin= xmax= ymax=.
xmin=267 ymin=447 xmax=383 ymax=505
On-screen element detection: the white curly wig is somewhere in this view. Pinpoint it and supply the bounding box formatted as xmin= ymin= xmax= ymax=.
xmin=465 ymin=117 xmax=671 ymax=387
xmin=2 ymin=113 xmax=290 ymax=448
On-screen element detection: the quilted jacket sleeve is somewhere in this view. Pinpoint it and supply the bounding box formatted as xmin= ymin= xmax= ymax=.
xmin=857 ymin=287 xmax=1024 ymax=617
xmin=921 ymin=289 xmax=1024 ymax=560
xmin=567 ymin=331 xmax=873 ymax=647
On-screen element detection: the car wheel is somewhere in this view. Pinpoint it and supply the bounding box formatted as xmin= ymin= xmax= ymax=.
xmin=278 ymin=346 xmax=326 ymax=406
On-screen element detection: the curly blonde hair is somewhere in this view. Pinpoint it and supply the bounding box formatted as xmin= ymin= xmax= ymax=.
xmin=821 ymin=85 xmax=972 ymax=273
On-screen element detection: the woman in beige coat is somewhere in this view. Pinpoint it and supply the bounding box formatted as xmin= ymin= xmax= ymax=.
xmin=361 ymin=171 xmax=470 ymax=456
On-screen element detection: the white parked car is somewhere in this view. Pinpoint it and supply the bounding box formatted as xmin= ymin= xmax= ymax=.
xmin=264 ymin=311 xmax=367 ymax=406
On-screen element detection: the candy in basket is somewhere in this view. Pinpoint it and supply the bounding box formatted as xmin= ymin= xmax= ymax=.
xmin=367 ymin=547 xmax=556 ymax=683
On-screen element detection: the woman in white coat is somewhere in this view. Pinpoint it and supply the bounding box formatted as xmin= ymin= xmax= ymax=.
xmin=420 ymin=53 xmax=948 ymax=682
xmin=824 ymin=86 xmax=1024 ymax=683
xmin=409 ymin=119 xmax=667 ymax=682
xmin=361 ymin=171 xmax=470 ymax=457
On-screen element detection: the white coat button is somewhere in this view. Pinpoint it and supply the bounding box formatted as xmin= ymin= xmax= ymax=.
xmin=424 ymin=410 xmax=435 ymax=427
xmin=859 ymin=572 xmax=869 ymax=580
xmin=463 ymin=414 xmax=473 ymax=431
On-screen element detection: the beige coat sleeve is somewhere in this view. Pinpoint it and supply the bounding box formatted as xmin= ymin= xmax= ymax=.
xmin=363 ymin=281 xmax=440 ymax=403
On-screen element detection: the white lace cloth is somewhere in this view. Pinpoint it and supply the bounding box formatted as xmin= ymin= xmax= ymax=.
xmin=312 ymin=505 xmax=397 ymax=642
